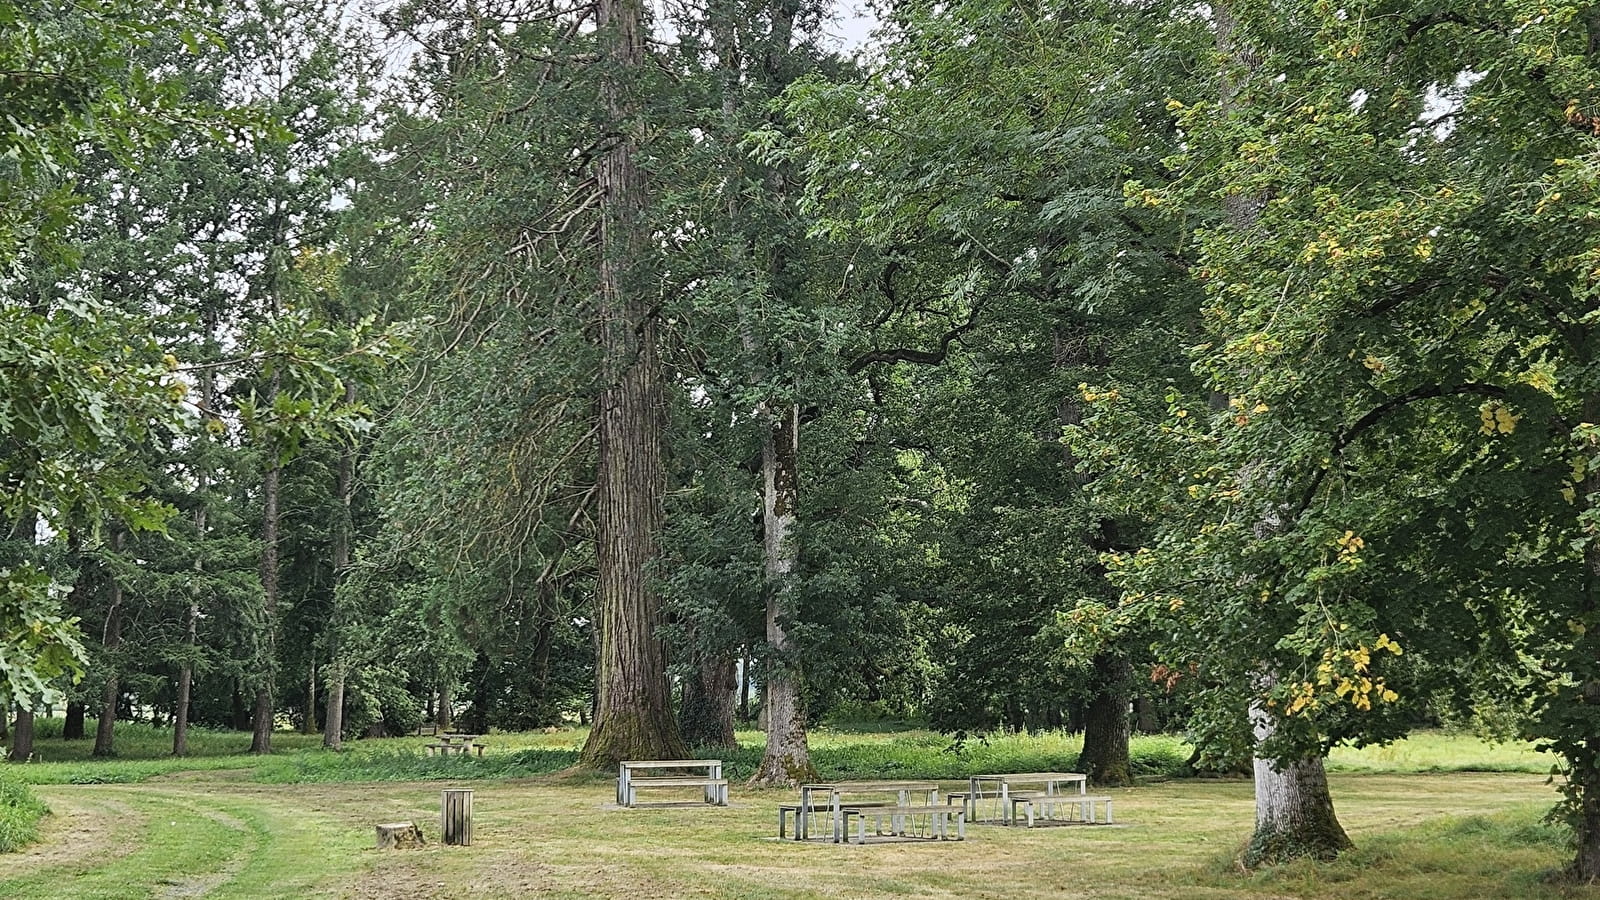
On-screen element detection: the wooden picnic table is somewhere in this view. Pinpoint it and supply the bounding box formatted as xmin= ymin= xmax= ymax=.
xmin=616 ymin=759 xmax=727 ymax=807
xmin=794 ymin=780 xmax=941 ymax=843
xmin=965 ymin=772 xmax=1086 ymax=825
xmin=425 ymin=733 xmax=486 ymax=757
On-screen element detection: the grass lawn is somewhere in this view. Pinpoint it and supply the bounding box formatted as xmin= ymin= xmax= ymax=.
xmin=0 ymin=723 xmax=1590 ymax=898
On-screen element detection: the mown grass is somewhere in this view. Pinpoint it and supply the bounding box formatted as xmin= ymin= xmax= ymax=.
xmin=0 ymin=775 xmax=47 ymax=851
xmin=6 ymin=769 xmax=1557 ymax=899
xmin=0 ymin=721 xmax=1586 ymax=898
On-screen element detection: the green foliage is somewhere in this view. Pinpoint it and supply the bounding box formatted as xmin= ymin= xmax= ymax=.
xmin=0 ymin=565 xmax=85 ymax=709
xmin=0 ymin=774 xmax=47 ymax=853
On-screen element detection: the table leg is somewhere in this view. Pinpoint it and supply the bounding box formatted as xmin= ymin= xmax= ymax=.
xmin=1001 ymin=783 xmax=1011 ymax=825
xmin=797 ymin=788 xmax=809 ymax=841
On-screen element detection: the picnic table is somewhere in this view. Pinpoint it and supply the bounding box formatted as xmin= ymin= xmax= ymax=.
xmin=962 ymin=772 xmax=1098 ymax=826
xmin=616 ymin=759 xmax=728 ymax=807
xmin=425 ymin=732 xmax=486 ymax=757
xmin=790 ymin=780 xmax=947 ymax=843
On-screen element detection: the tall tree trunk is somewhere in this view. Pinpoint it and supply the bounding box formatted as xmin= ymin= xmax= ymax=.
xmin=62 ymin=701 xmax=85 ymax=740
xmin=174 ymin=585 xmax=199 ymax=755
xmin=1207 ymin=1 xmax=1348 ymax=866
xmin=1053 ymin=320 xmax=1133 ymax=785
xmin=323 ymin=395 xmax=354 ymax=750
xmin=436 ymin=680 xmax=452 ymax=733
xmin=1079 ymin=652 xmax=1132 ymax=786
xmin=532 ymin=614 xmax=555 ymax=725
xmin=679 ymin=652 xmax=737 ymax=749
xmin=176 ymin=360 xmax=216 ymax=757
xmin=93 ymin=530 xmax=125 ymax=757
xmin=739 ymin=647 xmax=751 ymax=722
xmin=1245 ymin=693 xmax=1352 ymax=866
xmin=752 ymin=405 xmax=814 ymax=785
xmin=251 ymin=442 xmax=282 ymax=755
xmin=578 ymin=0 xmax=686 ymax=768
xmin=301 ymin=660 xmax=317 ymax=734
xmin=9 ymin=709 xmax=34 ymax=762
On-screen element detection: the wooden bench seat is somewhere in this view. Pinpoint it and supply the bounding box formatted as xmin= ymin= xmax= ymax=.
xmin=623 ymin=776 xmax=729 ymax=806
xmin=843 ymin=804 xmax=965 ymax=843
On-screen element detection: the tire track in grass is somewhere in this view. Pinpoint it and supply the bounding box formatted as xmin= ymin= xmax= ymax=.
xmin=166 ymin=784 xmax=368 ymax=899
xmin=0 ymin=786 xmax=248 ymax=900
xmin=4 ymin=780 xmax=371 ymax=898
xmin=3 ymin=791 xmax=147 ymax=880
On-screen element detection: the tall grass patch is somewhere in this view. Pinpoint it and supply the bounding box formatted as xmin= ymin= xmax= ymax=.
xmin=0 ymin=775 xmax=48 ymax=852
xmin=252 ymin=747 xmax=580 ymax=784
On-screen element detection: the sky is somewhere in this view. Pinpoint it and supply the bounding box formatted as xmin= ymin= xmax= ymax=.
xmin=824 ymin=1 xmax=877 ymax=52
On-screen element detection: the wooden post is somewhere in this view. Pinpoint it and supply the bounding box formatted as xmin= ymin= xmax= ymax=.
xmin=442 ymin=789 xmax=473 ymax=846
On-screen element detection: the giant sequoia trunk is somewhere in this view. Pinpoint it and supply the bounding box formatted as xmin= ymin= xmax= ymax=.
xmin=679 ymin=653 xmax=737 ymax=750
xmin=251 ymin=448 xmax=282 ymax=755
xmin=93 ymin=530 xmax=125 ymax=757
xmin=577 ymin=0 xmax=686 ymax=767
xmin=752 ymin=406 xmax=815 ymax=786
xmin=1078 ymin=652 xmax=1133 ymax=787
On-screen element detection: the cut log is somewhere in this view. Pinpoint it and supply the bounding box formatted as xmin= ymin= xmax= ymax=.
xmin=375 ymin=821 xmax=425 ymax=850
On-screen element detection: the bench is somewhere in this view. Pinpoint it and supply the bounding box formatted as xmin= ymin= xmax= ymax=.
xmin=1010 ymin=793 xmax=1114 ymax=826
xmin=843 ymin=804 xmax=965 ymax=843
xmin=425 ymin=742 xmax=485 ymax=757
xmin=624 ymin=775 xmax=729 ymax=807
xmin=618 ymin=760 xmax=726 ymax=807
xmin=778 ymin=801 xmax=892 ymax=839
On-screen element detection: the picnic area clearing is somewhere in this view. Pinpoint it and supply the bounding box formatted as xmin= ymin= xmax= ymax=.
xmin=0 ymin=724 xmax=1588 ymax=899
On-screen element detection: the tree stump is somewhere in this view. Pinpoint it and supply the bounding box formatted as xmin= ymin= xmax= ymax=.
xmin=441 ymin=789 xmax=473 ymax=846
xmin=375 ymin=822 xmax=425 ymax=850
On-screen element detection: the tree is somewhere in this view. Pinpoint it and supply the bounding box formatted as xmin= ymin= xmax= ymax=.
xmin=1079 ymin=0 xmax=1600 ymax=869
xmin=781 ymin=0 xmax=1197 ymax=783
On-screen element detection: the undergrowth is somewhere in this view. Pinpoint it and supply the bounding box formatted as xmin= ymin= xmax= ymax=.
xmin=0 ymin=775 xmax=48 ymax=852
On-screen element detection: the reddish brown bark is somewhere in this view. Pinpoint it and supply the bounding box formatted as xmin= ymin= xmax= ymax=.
xmin=578 ymin=0 xmax=686 ymax=768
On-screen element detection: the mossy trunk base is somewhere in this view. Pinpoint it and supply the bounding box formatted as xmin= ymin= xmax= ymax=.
xmin=581 ymin=705 xmax=687 ymax=770
xmin=1244 ymin=753 xmax=1353 ymax=867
